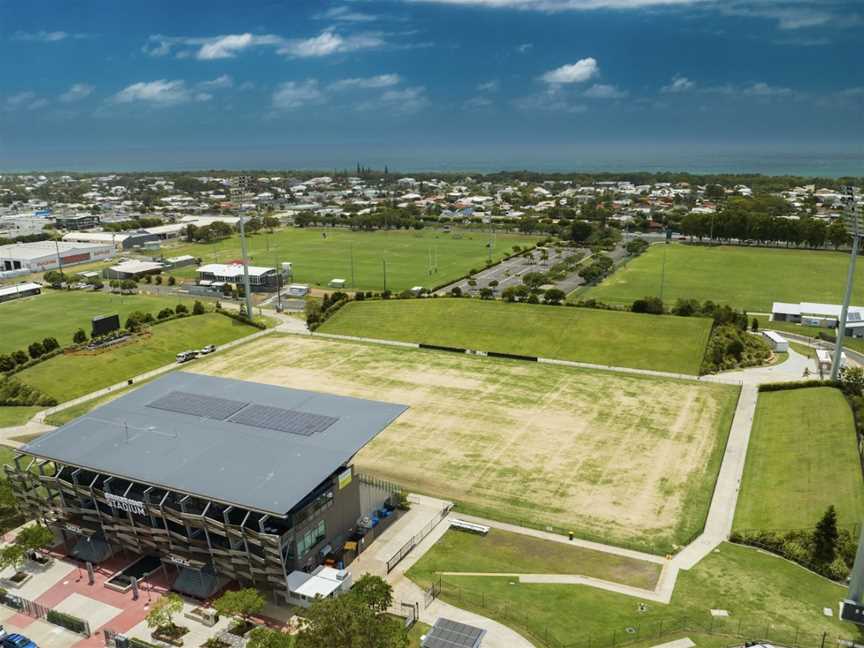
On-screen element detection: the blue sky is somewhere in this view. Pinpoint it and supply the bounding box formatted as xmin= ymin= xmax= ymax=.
xmin=0 ymin=0 xmax=862 ymax=173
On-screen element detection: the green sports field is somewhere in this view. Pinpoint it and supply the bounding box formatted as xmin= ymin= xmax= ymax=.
xmin=161 ymin=227 xmax=538 ymax=291
xmin=734 ymin=387 xmax=864 ymax=532
xmin=585 ymin=244 xmax=864 ymax=312
xmin=318 ymin=298 xmax=712 ymax=375
xmin=408 ymin=541 xmax=851 ymax=646
xmin=0 ymin=290 xmax=195 ymax=355
xmin=15 ymin=313 xmax=261 ymax=403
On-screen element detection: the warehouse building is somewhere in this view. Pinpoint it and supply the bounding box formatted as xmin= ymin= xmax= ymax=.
xmin=62 ymin=231 xmax=161 ymax=250
xmin=0 ymin=240 xmax=114 ymax=272
xmin=102 ymin=259 xmax=165 ymax=280
xmin=6 ymin=373 xmax=406 ymax=603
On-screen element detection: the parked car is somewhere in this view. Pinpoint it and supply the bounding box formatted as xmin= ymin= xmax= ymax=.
xmin=2 ymin=633 xmax=38 ymax=648
xmin=175 ymin=350 xmax=198 ymax=364
xmin=199 ymin=344 xmax=216 ymax=355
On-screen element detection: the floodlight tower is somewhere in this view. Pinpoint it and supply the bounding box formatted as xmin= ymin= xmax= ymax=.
xmin=232 ymin=175 xmax=254 ymax=320
xmin=830 ymin=186 xmax=861 ymax=382
xmin=840 ymin=525 xmax=864 ymax=625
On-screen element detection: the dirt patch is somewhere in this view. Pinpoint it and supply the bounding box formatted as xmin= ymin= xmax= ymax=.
xmin=195 ymin=336 xmax=735 ymax=550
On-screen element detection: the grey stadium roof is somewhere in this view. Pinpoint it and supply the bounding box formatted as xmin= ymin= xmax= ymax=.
xmin=22 ymin=372 xmax=407 ymax=516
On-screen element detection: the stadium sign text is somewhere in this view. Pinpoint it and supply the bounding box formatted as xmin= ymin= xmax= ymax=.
xmin=105 ymin=493 xmax=146 ymax=515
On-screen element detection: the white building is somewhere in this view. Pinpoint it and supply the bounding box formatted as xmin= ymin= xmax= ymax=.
xmin=771 ymin=301 xmax=864 ymax=337
xmin=0 ymin=240 xmax=114 ymax=273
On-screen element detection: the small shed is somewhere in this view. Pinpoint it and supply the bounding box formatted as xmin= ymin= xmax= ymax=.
xmin=329 ymin=278 xmax=346 ymax=289
xmin=816 ymin=349 xmax=847 ymax=373
xmin=762 ymin=330 xmax=789 ymax=353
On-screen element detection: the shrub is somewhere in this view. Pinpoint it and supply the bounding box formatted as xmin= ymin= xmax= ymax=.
xmin=157 ymin=308 xmax=174 ymax=320
xmin=42 ymin=337 xmax=59 ymax=352
xmin=125 ymin=311 xmax=150 ymax=331
xmin=27 ymin=342 xmax=45 ymax=360
xmin=12 ymin=351 xmax=28 ymax=366
xmin=154 ymin=275 xmax=163 ymax=285
xmin=479 ymin=288 xmax=494 ymax=300
xmin=631 ymin=296 xmax=665 ymax=315
xmin=544 ymin=288 xmax=566 ymax=305
xmin=175 ymin=303 xmax=188 ymax=315
xmin=671 ymin=298 xmax=700 ymax=317
xmin=167 ymin=276 xmax=176 ymax=286
xmin=193 ymin=300 xmax=205 ymax=315
xmin=46 ymin=609 xmax=88 ymax=635
xmin=72 ymin=328 xmax=87 ymax=344
xmin=0 ymin=355 xmax=15 ymax=373
xmin=450 ymin=286 xmax=462 ymax=297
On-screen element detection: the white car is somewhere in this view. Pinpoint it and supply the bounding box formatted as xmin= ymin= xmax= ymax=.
xmin=199 ymin=344 xmax=216 ymax=355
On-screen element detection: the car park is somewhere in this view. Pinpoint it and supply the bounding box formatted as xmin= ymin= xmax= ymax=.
xmin=2 ymin=633 xmax=38 ymax=648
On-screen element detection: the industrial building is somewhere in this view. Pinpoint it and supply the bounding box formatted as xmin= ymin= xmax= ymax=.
xmin=6 ymin=373 xmax=406 ymax=603
xmin=102 ymin=259 xmax=165 ymax=280
xmin=54 ymin=214 xmax=100 ymax=231
xmin=0 ymin=240 xmax=114 ymax=273
xmin=62 ymin=231 xmax=162 ymax=250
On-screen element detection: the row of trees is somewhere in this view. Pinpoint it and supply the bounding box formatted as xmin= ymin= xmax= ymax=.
xmin=680 ymin=197 xmax=849 ymax=248
xmin=0 ymin=336 xmax=60 ymax=373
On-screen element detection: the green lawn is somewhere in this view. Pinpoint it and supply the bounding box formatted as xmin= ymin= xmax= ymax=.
xmin=0 ymin=290 xmax=196 ymax=355
xmin=0 ymin=406 xmax=41 ymax=428
xmin=319 ymin=299 xmax=712 ymax=375
xmin=586 ymin=244 xmax=864 ymax=312
xmin=15 ymin=313 xmax=260 ymax=403
xmin=160 ymin=227 xmax=539 ymax=292
xmin=407 ymin=528 xmax=661 ymax=590
xmin=734 ymin=387 xmax=864 ymax=532
xmin=409 ymin=542 xmax=854 ymax=647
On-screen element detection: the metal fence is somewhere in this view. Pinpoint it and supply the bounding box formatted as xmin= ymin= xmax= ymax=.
xmin=385 ymin=503 xmax=452 ymax=573
xmin=437 ymin=577 xmax=858 ymax=648
xmin=0 ymin=589 xmax=91 ymax=637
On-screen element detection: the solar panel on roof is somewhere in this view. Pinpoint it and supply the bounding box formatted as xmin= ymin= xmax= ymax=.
xmin=228 ymin=404 xmax=338 ymax=436
xmin=147 ymin=391 xmax=248 ymax=421
xmin=849 ymin=312 xmax=862 ymax=322
xmin=423 ymin=618 xmax=485 ymax=648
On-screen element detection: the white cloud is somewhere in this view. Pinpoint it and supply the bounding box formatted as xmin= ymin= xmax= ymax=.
xmin=514 ymin=86 xmax=587 ymax=112
xmin=329 ymin=74 xmax=401 ymax=90
xmin=661 ymin=75 xmax=694 ymax=93
xmin=198 ymin=75 xmax=234 ymax=90
xmin=516 ymin=43 xmax=533 ymax=53
xmin=540 ymin=58 xmax=599 ymax=84
xmin=5 ymin=91 xmax=48 ymax=111
xmin=400 ymin=0 xmax=712 ymax=10
xmin=12 ymin=30 xmax=88 ymax=42
xmin=272 ymin=80 xmax=325 ymax=110
xmin=279 ymin=31 xmax=385 ymax=58
xmin=742 ymin=81 xmax=793 ymax=97
xmin=357 ymin=86 xmax=428 ymax=114
xmin=464 ymin=96 xmax=493 ymax=109
xmin=59 ymin=83 xmax=94 ymax=103
xmin=477 ymin=80 xmax=500 ymax=92
xmin=317 ymin=6 xmax=379 ymax=22
xmin=112 ymin=80 xmax=208 ymax=106
xmin=583 ymin=83 xmax=627 ymax=98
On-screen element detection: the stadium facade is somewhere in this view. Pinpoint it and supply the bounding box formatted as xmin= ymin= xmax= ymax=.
xmin=5 ymin=373 xmax=406 ymax=603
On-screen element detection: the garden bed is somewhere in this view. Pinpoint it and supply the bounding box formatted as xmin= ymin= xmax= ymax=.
xmin=152 ymin=623 xmax=190 ymax=646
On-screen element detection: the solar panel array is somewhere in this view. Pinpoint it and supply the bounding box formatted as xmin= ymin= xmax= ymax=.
xmin=422 ymin=618 xmax=485 ymax=648
xmin=147 ymin=392 xmax=248 ymax=421
xmin=228 ymin=404 xmax=338 ymax=437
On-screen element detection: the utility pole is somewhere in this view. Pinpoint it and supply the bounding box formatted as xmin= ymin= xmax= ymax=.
xmin=831 ymin=186 xmax=861 ymax=381
xmin=350 ymin=244 xmax=355 ymax=289
xmin=659 ymin=245 xmax=667 ymax=303
xmin=382 ymin=258 xmax=387 ymax=292
xmin=233 ymin=176 xmax=254 ymax=320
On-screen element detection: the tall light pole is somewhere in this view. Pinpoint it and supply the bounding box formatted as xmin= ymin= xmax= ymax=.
xmin=232 ymin=176 xmax=254 ymax=320
xmin=831 ymin=186 xmax=861 ymax=382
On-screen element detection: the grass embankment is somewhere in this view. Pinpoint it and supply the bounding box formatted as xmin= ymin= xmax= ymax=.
xmin=0 ymin=290 xmax=191 ymax=355
xmin=408 ymin=541 xmax=853 ymax=647
xmin=15 ymin=313 xmax=261 ymax=403
xmin=586 ymin=244 xmax=864 ymax=312
xmin=408 ymin=528 xmax=661 ymax=590
xmin=0 ymin=406 xmax=42 ymax=428
xmin=319 ymin=298 xmax=712 ymax=375
xmin=162 ymin=227 xmax=539 ymax=291
xmin=734 ymin=387 xmax=864 ymax=532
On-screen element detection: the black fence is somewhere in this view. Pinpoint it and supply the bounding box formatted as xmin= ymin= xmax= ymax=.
xmin=437 ymin=577 xmax=860 ymax=648
xmin=386 ymin=503 xmax=453 ymax=573
xmin=0 ymin=589 xmax=91 ymax=636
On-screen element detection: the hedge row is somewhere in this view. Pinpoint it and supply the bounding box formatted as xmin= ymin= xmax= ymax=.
xmin=758 ymin=379 xmax=841 ymax=392
xmin=214 ymin=307 xmax=267 ymax=329
xmin=46 ymin=609 xmax=89 ymax=635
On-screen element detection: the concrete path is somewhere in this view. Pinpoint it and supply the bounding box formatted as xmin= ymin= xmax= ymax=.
xmin=718 ymin=345 xmax=815 ymax=385
xmin=651 ymin=639 xmax=695 ymax=648
xmin=673 ymin=384 xmax=759 ymax=570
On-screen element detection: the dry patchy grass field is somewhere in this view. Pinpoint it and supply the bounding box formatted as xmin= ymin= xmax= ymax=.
xmin=195 ymin=336 xmax=738 ymax=553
